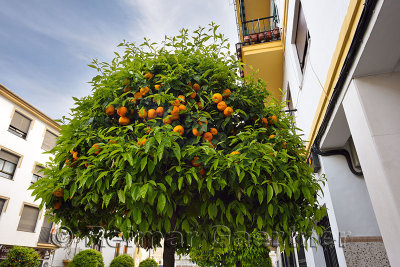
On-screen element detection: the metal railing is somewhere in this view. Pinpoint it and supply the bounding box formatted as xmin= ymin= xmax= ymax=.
xmin=242 ymin=16 xmax=278 ymax=36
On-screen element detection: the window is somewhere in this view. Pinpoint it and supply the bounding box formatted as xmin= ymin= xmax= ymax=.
xmin=38 ymin=215 xmax=53 ymax=243
xmin=17 ymin=204 xmax=40 ymax=232
xmin=8 ymin=111 xmax=31 ymax=139
xmin=41 ymin=130 xmax=57 ymax=151
xmin=32 ymin=165 xmax=44 ymax=184
xmin=0 ymin=198 xmax=7 ymax=215
xmin=0 ymin=150 xmax=19 ymax=180
xmin=295 ymin=2 xmax=309 ymax=71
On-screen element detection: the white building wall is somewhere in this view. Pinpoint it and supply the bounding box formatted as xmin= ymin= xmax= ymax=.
xmin=343 ymin=72 xmax=400 ymax=267
xmin=0 ymin=93 xmax=58 ymax=249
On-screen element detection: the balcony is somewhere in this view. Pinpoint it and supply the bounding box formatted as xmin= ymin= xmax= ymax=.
xmin=235 ymin=15 xmax=284 ymax=100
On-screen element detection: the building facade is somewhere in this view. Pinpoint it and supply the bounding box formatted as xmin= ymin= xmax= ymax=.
xmin=234 ymin=0 xmax=399 ymax=266
xmin=0 ymin=83 xmax=60 ymax=264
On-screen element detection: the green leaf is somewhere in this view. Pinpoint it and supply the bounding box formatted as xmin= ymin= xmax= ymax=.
xmin=172 ymin=142 xmax=181 ymax=161
xmin=257 ymin=189 xmax=263 ymax=204
xmin=140 ymin=184 xmax=149 ymax=198
xmin=118 ymin=190 xmax=125 ymax=203
xmin=178 ymin=177 xmax=184 ymax=190
xmin=257 ymin=216 xmax=263 ymax=230
xmin=182 ymin=219 xmax=189 ymax=233
xmin=140 ymin=156 xmax=147 ymax=171
xmin=268 ymin=204 xmax=273 ymax=217
xmin=125 ymin=173 xmax=132 ymax=188
xmin=165 ymin=175 xmax=173 ymax=186
xmin=133 ymin=208 xmax=142 ymax=224
xmin=147 ymin=159 xmax=155 ymax=174
xmin=157 ymin=194 xmax=166 ymax=213
xmin=267 ymin=184 xmax=274 ymax=203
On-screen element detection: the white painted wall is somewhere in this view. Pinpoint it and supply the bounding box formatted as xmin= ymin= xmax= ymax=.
xmin=0 ymin=94 xmax=58 ymax=249
xmin=343 ymin=72 xmax=400 ymax=267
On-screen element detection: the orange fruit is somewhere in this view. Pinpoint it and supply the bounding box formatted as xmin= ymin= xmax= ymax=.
xmin=192 ymin=157 xmax=201 ymax=167
xmin=54 ymin=201 xmax=62 ymax=210
xmin=203 ymin=132 xmax=213 ymax=141
xmin=72 ymin=152 xmax=79 ymax=160
xmin=269 ymin=115 xmax=278 ymax=123
xmin=123 ymin=78 xmax=130 ymax=85
xmin=192 ymin=83 xmax=200 ymax=92
xmin=212 ymin=93 xmax=223 ymax=103
xmin=156 ymin=107 xmax=164 ymax=117
xmin=210 ymin=128 xmax=218 ymax=135
xmin=138 ymin=109 xmax=147 ymax=118
xmin=172 ymin=99 xmax=180 ymax=106
xmin=154 ymin=84 xmax=161 ymax=90
xmin=190 ymin=92 xmax=197 ymax=99
xmin=198 ymin=118 xmax=208 ymax=126
xmin=223 ymin=89 xmax=231 ymax=98
xmin=117 ymin=106 xmax=128 ymax=117
xmin=141 ymin=139 xmax=147 ymax=146
xmin=173 ymin=125 xmax=184 ymax=135
xmin=171 ymin=106 xmax=180 ymax=115
xmin=148 ymin=109 xmax=157 ymax=119
xmin=269 ymin=135 xmax=275 ymax=139
xmin=123 ymin=86 xmax=131 ymax=93
xmin=92 ymin=144 xmax=101 ymax=155
xmin=262 ymin=118 xmax=268 ymax=127
xmin=53 ymin=189 xmax=64 ymax=197
xmin=282 ymin=142 xmax=287 ymax=149
xmin=144 ymin=72 xmax=153 ymax=79
xmin=171 ymin=114 xmax=180 ymax=121
xmin=199 ymin=168 xmax=206 ymax=176
xmin=192 ymin=128 xmax=203 ymax=136
xmin=163 ymin=117 xmax=172 ymax=124
xmin=65 ymin=159 xmax=69 ymax=165
xmin=230 ymin=151 xmax=240 ymax=155
xmin=105 ymin=105 xmax=115 ymax=116
xmin=188 ymin=81 xmax=192 ymax=88
xmin=119 ymin=116 xmax=130 ymax=125
xmin=217 ymin=101 xmax=227 ymax=111
xmin=85 ymin=162 xmax=88 ymax=168
xmin=140 ymin=87 xmax=150 ymax=95
xmin=224 ymin=107 xmax=234 ymax=117
xmin=145 ymin=126 xmax=151 ymax=134
xmin=179 ymin=105 xmax=186 ymax=111
xmin=197 ymin=102 xmax=203 ymax=109
xmin=177 ymin=95 xmax=185 ymax=103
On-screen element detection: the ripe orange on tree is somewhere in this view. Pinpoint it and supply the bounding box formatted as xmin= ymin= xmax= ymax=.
xmin=192 ymin=128 xmax=203 ymax=136
xmin=203 ymin=132 xmax=213 ymax=141
xmin=163 ymin=117 xmax=172 ymax=124
xmin=92 ymin=143 xmax=101 ymax=155
xmin=172 ymin=99 xmax=180 ymax=106
xmin=171 ymin=106 xmax=180 ymax=115
xmin=123 ymin=86 xmax=131 ymax=93
xmin=223 ymin=89 xmax=231 ymax=98
xmin=230 ymin=151 xmax=240 ymax=155
xmin=224 ymin=107 xmax=234 ymax=117
xmin=190 ymin=92 xmax=197 ymax=99
xmin=144 ymin=72 xmax=153 ymax=79
xmin=269 ymin=115 xmax=278 ymax=123
xmin=179 ymin=105 xmax=186 ymax=111
xmin=217 ymin=101 xmax=227 ymax=111
xmin=212 ymin=93 xmax=223 ymax=103
xmin=173 ymin=125 xmax=184 ymax=135
xmin=199 ymin=168 xmax=206 ymax=176
xmin=154 ymin=84 xmax=161 ymax=90
xmin=117 ymin=106 xmax=128 ymax=117
xmin=148 ymin=109 xmax=157 ymax=119
xmin=192 ymin=83 xmax=200 ymax=92
xmin=54 ymin=201 xmax=62 ymax=210
xmin=197 ymin=102 xmax=203 ymax=110
xmin=138 ymin=108 xmax=147 ymax=118
xmin=53 ymin=188 xmax=64 ymax=197
xmin=105 ymin=105 xmax=115 ymax=116
xmin=156 ymin=107 xmax=164 ymax=117
xmin=123 ymin=78 xmax=130 ymax=85
xmin=192 ymin=157 xmax=201 ymax=167
xmin=262 ymin=118 xmax=268 ymax=127
xmin=119 ymin=116 xmax=130 ymax=125
xmin=269 ymin=134 xmax=275 ymax=139
xmin=210 ymin=128 xmax=218 ymax=135
xmin=178 ymin=95 xmax=185 ymax=103
xmin=171 ymin=114 xmax=180 ymax=121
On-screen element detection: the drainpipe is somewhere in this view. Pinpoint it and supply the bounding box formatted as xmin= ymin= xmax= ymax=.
xmin=310 ymin=0 xmax=378 ymax=176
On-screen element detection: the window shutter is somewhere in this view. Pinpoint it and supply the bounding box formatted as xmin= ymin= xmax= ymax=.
xmin=295 ymin=3 xmax=308 ymax=68
xmin=41 ymin=130 xmax=57 ymax=151
xmin=10 ymin=111 xmax=31 ymax=134
xmin=17 ymin=205 xmax=40 ymax=232
xmin=33 ymin=165 xmax=44 ymax=177
xmin=0 ymin=150 xmax=19 ymax=164
xmin=0 ymin=199 xmax=6 ymax=214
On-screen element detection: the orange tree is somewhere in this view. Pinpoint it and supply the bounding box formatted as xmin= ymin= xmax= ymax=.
xmin=31 ymin=24 xmax=325 ymax=266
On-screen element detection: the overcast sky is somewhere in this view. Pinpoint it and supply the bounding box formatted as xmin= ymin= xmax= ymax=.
xmin=0 ymin=0 xmax=238 ymax=120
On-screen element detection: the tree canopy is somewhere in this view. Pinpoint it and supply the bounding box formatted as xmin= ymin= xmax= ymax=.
xmin=31 ymin=23 xmax=325 ymax=260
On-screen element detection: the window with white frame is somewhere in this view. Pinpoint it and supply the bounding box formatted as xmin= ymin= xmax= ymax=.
xmin=0 ymin=198 xmax=7 ymax=216
xmin=295 ymin=2 xmax=309 ymax=71
xmin=0 ymin=149 xmax=19 ymax=180
xmin=41 ymin=130 xmax=57 ymax=151
xmin=17 ymin=204 xmax=40 ymax=232
xmin=32 ymin=165 xmax=44 ymax=184
xmin=8 ymin=111 xmax=31 ymax=139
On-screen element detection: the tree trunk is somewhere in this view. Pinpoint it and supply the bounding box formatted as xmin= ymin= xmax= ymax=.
xmin=236 ymin=261 xmax=242 ymax=267
xmin=163 ymin=236 xmax=175 ymax=267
